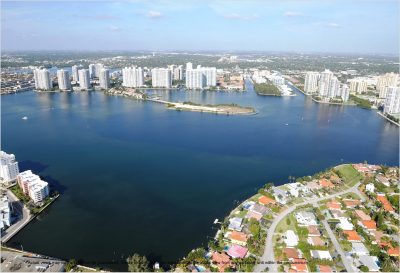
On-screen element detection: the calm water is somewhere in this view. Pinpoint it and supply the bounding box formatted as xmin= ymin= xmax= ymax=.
xmin=2 ymin=82 xmax=398 ymax=270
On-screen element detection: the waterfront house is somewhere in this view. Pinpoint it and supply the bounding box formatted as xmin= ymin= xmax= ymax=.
xmin=228 ymin=231 xmax=247 ymax=246
xmin=305 ymin=180 xmax=321 ymax=191
xmin=258 ymin=195 xmax=276 ymax=206
xmin=211 ymin=252 xmax=232 ymax=272
xmin=245 ymin=210 xmax=262 ymax=221
xmin=228 ymin=217 xmax=243 ymax=231
xmin=319 ymin=179 xmax=334 ymax=188
xmin=375 ymin=175 xmax=390 ymax=187
xmin=226 ymin=244 xmax=248 ymax=259
xmin=343 ymin=230 xmax=362 ymax=242
xmin=273 ymin=188 xmax=288 ymax=205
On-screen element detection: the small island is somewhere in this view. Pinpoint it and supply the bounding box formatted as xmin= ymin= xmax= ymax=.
xmin=164 ymin=101 xmax=256 ymax=115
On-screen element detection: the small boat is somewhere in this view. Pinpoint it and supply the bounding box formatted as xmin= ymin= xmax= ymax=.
xmin=285 ymin=123 xmax=289 ymax=126
xmin=213 ymin=218 xmax=219 ymax=224
xmin=22 ymin=116 xmax=28 ymax=120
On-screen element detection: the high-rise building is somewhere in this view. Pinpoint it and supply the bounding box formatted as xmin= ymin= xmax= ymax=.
xmin=186 ymin=69 xmax=205 ymax=89
xmin=57 ymin=69 xmax=71 ymax=91
xmin=318 ymin=69 xmax=334 ymax=97
xmin=186 ymin=62 xmax=193 ymax=71
xmin=340 ymin=84 xmax=350 ymax=102
xmin=0 ymin=151 xmax=19 ymax=185
xmin=328 ymin=77 xmax=340 ymax=98
xmin=173 ymin=65 xmax=184 ymax=80
xmin=122 ymin=67 xmax=144 ymax=87
xmin=72 ymin=65 xmax=83 ymax=82
xmin=151 ymin=68 xmax=172 ymax=88
xmin=349 ymin=78 xmax=368 ymax=94
xmin=200 ymin=67 xmax=217 ymax=87
xmin=304 ymin=72 xmax=320 ymax=94
xmin=99 ymin=69 xmax=110 ymax=89
xmin=33 ymin=69 xmax=53 ymax=90
xmin=88 ymin=63 xmax=104 ymax=79
xmin=78 ymin=69 xmax=91 ymax=90
xmin=17 ymin=170 xmax=49 ymax=204
xmin=377 ymin=73 xmax=399 ymax=97
xmin=384 ymin=87 xmax=400 ymax=114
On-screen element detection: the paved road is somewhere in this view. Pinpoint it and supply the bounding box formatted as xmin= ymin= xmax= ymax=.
xmin=1 ymin=189 xmax=32 ymax=243
xmin=321 ymin=219 xmax=355 ymax=272
xmin=254 ymin=182 xmax=362 ymax=272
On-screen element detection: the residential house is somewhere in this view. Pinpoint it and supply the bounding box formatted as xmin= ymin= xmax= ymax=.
xmin=258 ymin=195 xmax=276 ymax=206
xmin=350 ymin=242 xmax=369 ymax=256
xmin=228 ymin=217 xmax=243 ymax=231
xmin=343 ymin=199 xmax=361 ymax=208
xmin=211 ymin=252 xmax=232 ymax=272
xmin=289 ymin=258 xmax=308 ymax=273
xmin=295 ymin=211 xmax=318 ymax=226
xmin=360 ymin=220 xmax=377 ymax=231
xmin=358 ymin=256 xmax=380 ymax=272
xmin=337 ymin=218 xmax=354 ymax=230
xmin=226 ymin=244 xmax=248 ymax=259
xmin=284 ymin=230 xmax=299 ymax=247
xmin=365 ymin=183 xmax=375 ymax=193
xmin=376 ymin=193 xmax=395 ymax=212
xmin=319 ymin=179 xmax=334 ymax=189
xmin=229 ymin=231 xmax=247 ymax=246
xmin=354 ymin=210 xmax=371 ymax=221
xmin=273 ymin=188 xmax=288 ymax=205
xmin=307 ymin=236 xmax=325 ymax=247
xmin=317 ymin=265 xmax=333 ymax=273
xmin=343 ymin=230 xmax=362 ymax=242
xmin=310 ymin=250 xmax=332 ymax=260
xmin=307 ymin=226 xmax=321 ymax=237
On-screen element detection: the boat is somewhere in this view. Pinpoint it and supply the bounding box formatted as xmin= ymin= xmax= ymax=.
xmin=285 ymin=123 xmax=289 ymax=126
xmin=22 ymin=116 xmax=28 ymax=120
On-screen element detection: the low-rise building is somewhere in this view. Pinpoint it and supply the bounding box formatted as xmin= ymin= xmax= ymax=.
xmin=337 ymin=218 xmax=354 ymax=230
xmin=229 ymin=231 xmax=247 ymax=246
xmin=284 ymin=230 xmax=299 ymax=247
xmin=343 ymin=230 xmax=362 ymax=242
xmin=295 ymin=211 xmax=317 ymax=226
xmin=350 ymin=242 xmax=369 ymax=256
xmin=0 ymin=195 xmax=11 ymax=230
xmin=358 ymin=255 xmax=380 ymax=272
xmin=17 ymin=170 xmax=49 ymax=204
xmin=310 ymin=250 xmax=332 ymax=260
xmin=228 ymin=217 xmax=243 ymax=231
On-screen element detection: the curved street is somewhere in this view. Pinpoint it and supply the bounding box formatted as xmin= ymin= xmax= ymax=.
xmin=254 ymin=182 xmax=362 ymax=272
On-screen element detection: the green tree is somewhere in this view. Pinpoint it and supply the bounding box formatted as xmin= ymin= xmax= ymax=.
xmin=65 ymin=259 xmax=77 ymax=272
xmin=126 ymin=253 xmax=150 ymax=272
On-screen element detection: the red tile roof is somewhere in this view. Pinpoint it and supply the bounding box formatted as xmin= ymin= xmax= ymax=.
xmin=211 ymin=252 xmax=232 ymax=272
xmin=343 ymin=230 xmax=362 ymax=242
xmin=377 ymin=194 xmax=395 ymax=212
xmin=258 ymin=195 xmax=276 ymax=206
xmin=361 ymin=220 xmax=377 ymax=230
xmin=319 ymin=179 xmax=334 ymax=188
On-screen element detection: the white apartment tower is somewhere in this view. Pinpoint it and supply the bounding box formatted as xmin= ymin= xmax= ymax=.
xmin=72 ymin=65 xmax=83 ymax=82
xmin=186 ymin=62 xmax=193 ymax=71
xmin=318 ymin=69 xmax=334 ymax=97
xmin=151 ymin=68 xmax=172 ymax=88
xmin=201 ymin=67 xmax=217 ymax=87
xmin=57 ymin=69 xmax=71 ymax=91
xmin=349 ymin=78 xmax=368 ymax=94
xmin=304 ymin=72 xmax=320 ymax=94
xmin=377 ymin=73 xmax=399 ymax=97
xmin=122 ymin=67 xmax=144 ymax=88
xmin=384 ymin=87 xmax=400 ymax=114
xmin=99 ymin=69 xmax=110 ymax=89
xmin=186 ymin=69 xmax=205 ymax=89
xmin=0 ymin=151 xmax=19 ymax=185
xmin=78 ymin=69 xmax=91 ymax=90
xmin=173 ymin=65 xmax=184 ymax=80
xmin=89 ymin=63 xmax=104 ymax=79
xmin=33 ymin=69 xmax=53 ymax=90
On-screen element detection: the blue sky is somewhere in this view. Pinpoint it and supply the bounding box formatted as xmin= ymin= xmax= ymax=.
xmin=1 ymin=0 xmax=399 ymax=54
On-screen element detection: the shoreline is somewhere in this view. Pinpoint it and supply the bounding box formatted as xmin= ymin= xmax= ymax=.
xmin=376 ymin=111 xmax=400 ymax=126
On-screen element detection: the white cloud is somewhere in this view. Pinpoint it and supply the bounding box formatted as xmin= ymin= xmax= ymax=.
xmin=327 ymin=22 xmax=341 ymax=28
xmin=108 ymin=25 xmax=122 ymax=32
xmin=284 ymin=11 xmax=304 ymax=17
xmin=223 ymin=13 xmax=260 ymax=20
xmin=146 ymin=10 xmax=163 ymax=19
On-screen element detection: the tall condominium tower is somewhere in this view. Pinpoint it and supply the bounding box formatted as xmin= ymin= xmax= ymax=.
xmin=99 ymin=69 xmax=110 ymax=89
xmin=377 ymin=73 xmax=399 ymax=97
xmin=122 ymin=67 xmax=144 ymax=87
xmin=304 ymin=72 xmax=320 ymax=94
xmin=201 ymin=67 xmax=217 ymax=87
xmin=57 ymin=69 xmax=71 ymax=91
xmin=78 ymin=69 xmax=91 ymax=90
xmin=151 ymin=68 xmax=172 ymax=88
xmin=186 ymin=62 xmax=193 ymax=71
xmin=33 ymin=69 xmax=53 ymax=90
xmin=172 ymin=65 xmax=184 ymax=80
xmin=318 ymin=69 xmax=334 ymax=97
xmin=72 ymin=65 xmax=83 ymax=82
xmin=186 ymin=69 xmax=205 ymax=89
xmin=384 ymin=87 xmax=400 ymax=114
xmin=0 ymin=151 xmax=19 ymax=185
xmin=88 ymin=63 xmax=104 ymax=79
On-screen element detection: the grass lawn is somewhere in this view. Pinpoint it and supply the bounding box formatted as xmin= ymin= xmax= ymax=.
xmin=276 ymin=213 xmax=296 ymax=233
xmin=9 ymin=185 xmax=30 ymax=204
xmin=342 ymin=192 xmax=362 ymax=200
xmin=335 ymin=164 xmax=363 ymax=187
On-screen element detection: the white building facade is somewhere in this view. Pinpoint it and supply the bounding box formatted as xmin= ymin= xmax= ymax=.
xmin=122 ymin=67 xmax=144 ymax=88
xmin=151 ymin=68 xmax=172 ymax=88
xmin=17 ymin=170 xmax=49 ymax=204
xmin=33 ymin=69 xmax=53 ymax=90
xmin=99 ymin=69 xmax=110 ymax=89
xmin=57 ymin=69 xmax=71 ymax=91
xmin=0 ymin=151 xmax=19 ymax=185
xmin=304 ymin=72 xmax=320 ymax=94
xmin=78 ymin=69 xmax=91 ymax=90
xmin=384 ymin=87 xmax=400 ymax=114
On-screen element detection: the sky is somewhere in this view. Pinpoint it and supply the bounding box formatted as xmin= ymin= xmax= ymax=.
xmin=1 ymin=0 xmax=399 ymax=54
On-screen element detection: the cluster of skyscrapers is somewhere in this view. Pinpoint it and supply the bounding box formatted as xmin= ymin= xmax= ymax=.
xmin=304 ymin=70 xmax=350 ymax=102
